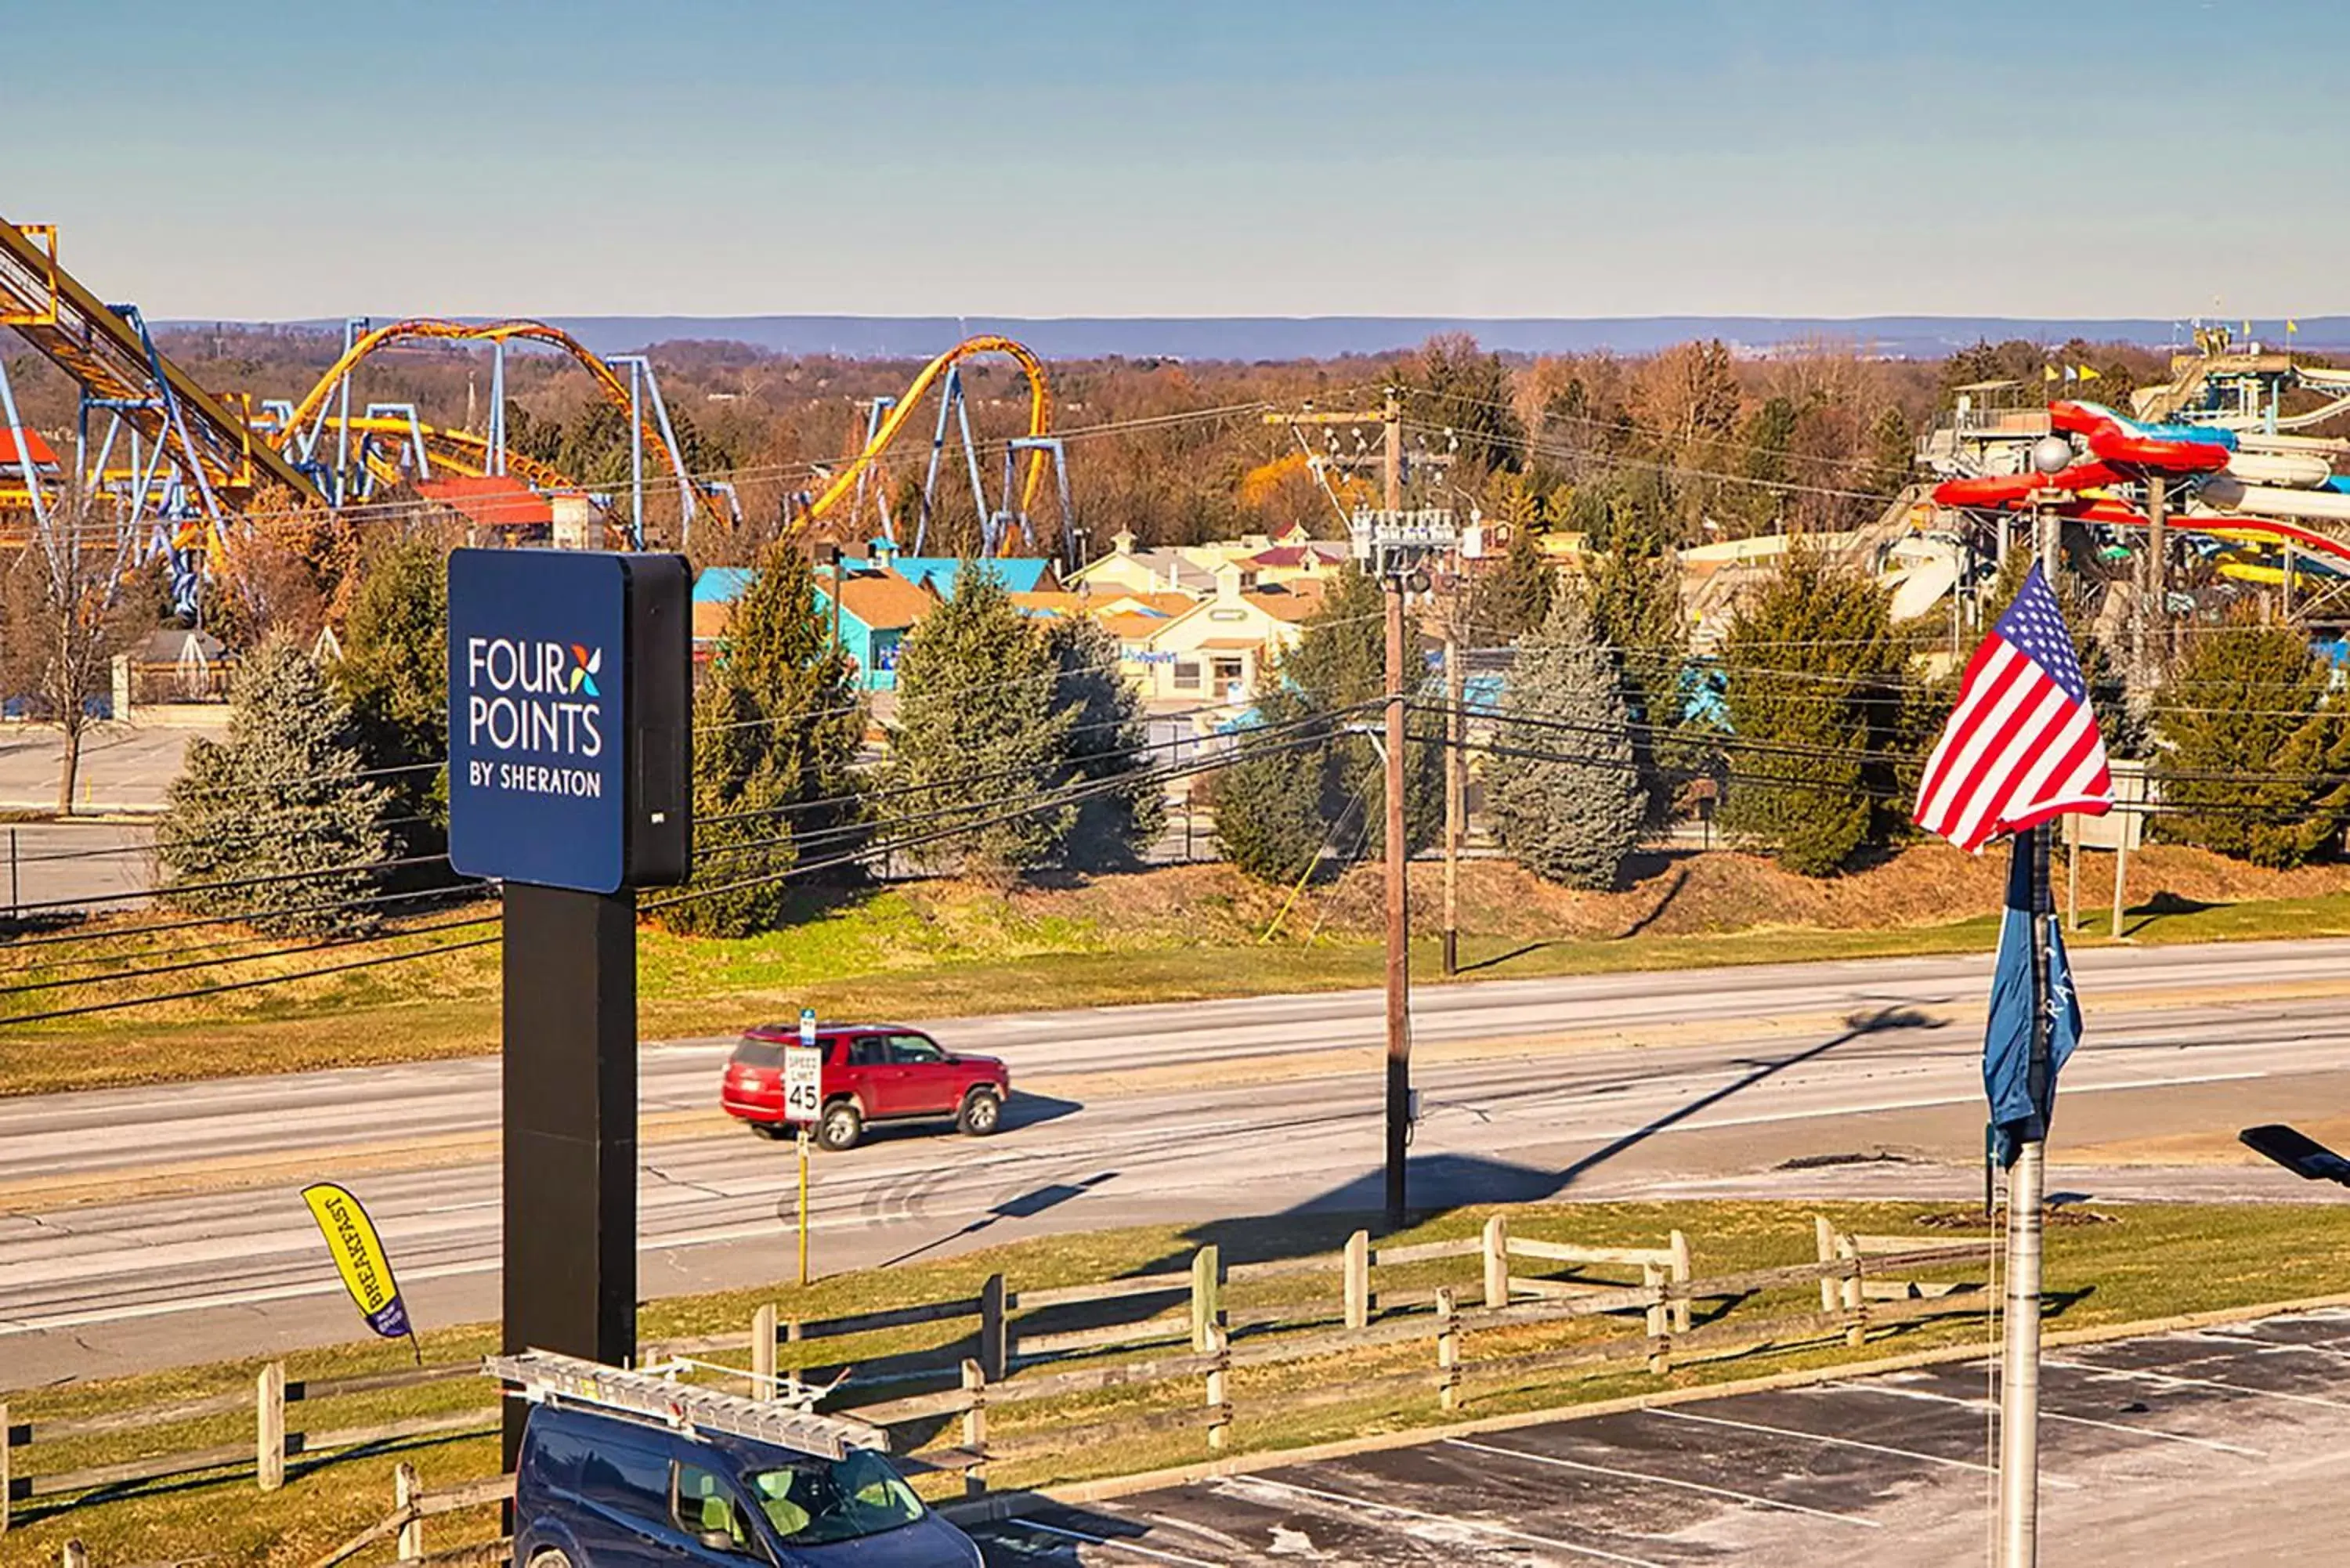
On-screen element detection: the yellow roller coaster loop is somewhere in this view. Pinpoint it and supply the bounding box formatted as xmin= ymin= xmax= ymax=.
xmin=279 ymin=318 xmax=714 ymax=519
xmin=798 ymin=334 xmax=1053 ymax=533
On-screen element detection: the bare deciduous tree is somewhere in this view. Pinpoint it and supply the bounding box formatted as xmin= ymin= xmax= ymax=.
xmin=0 ymin=484 xmax=157 ymax=815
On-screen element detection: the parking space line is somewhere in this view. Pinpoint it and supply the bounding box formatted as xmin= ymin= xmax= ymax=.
xmin=1642 ymin=1405 xmax=2081 ymax=1490
xmin=2043 ymin=1358 xmax=2350 ymax=1414
xmin=1443 ymin=1436 xmax=1878 ymax=1526
xmin=1225 ymin=1475 xmax=1671 ymax=1567
xmin=1819 ymin=1382 xmax=2267 ymax=1458
xmin=1003 ymin=1517 xmax=1224 ymax=1566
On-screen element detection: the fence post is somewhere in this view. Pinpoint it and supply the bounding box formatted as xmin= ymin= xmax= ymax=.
xmin=1343 ymin=1230 xmax=1370 ymax=1331
xmin=1668 ymin=1229 xmax=1693 ymax=1335
xmin=784 ymin=1315 xmax=804 ymax=1386
xmin=959 ymin=1359 xmax=988 ymax=1498
xmin=1481 ymin=1214 xmax=1509 ymax=1310
xmin=978 ymin=1274 xmax=1008 ymax=1382
xmin=1838 ymin=1237 xmax=1866 ymax=1348
xmin=1435 ymin=1288 xmax=1461 ymax=1411
xmin=750 ymin=1303 xmax=778 ymax=1396
xmin=1190 ymin=1246 xmax=1221 ymax=1353
xmin=1643 ymin=1263 xmax=1672 ymax=1375
xmin=1814 ymin=1216 xmax=1839 ymax=1313
xmin=256 ymin=1361 xmax=286 ymax=1493
xmin=1206 ymin=1327 xmax=1231 ymax=1451
xmin=395 ymin=1461 xmax=423 ymax=1561
xmin=60 ymin=1541 xmax=87 ymax=1568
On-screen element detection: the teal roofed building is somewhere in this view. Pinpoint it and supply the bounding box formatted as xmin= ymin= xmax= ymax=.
xmin=693 ymin=564 xmax=941 ymax=692
xmin=873 ymin=543 xmax=1061 ymax=599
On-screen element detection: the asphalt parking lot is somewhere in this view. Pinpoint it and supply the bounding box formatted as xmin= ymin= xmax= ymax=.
xmin=969 ymin=1307 xmax=2350 ymax=1566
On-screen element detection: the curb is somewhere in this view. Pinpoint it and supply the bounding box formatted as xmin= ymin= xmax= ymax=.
xmin=940 ymin=1288 xmax=2350 ymax=1526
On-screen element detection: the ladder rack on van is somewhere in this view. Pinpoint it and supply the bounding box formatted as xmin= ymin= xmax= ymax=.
xmin=485 ymin=1349 xmax=891 ymax=1460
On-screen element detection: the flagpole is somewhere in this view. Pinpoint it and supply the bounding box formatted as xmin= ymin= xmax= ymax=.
xmin=1998 ymin=478 xmax=2066 ymax=1567
xmin=1998 ymin=825 xmax=2053 ymax=1567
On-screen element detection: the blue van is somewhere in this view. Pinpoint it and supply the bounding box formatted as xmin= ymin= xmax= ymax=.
xmin=513 ymin=1398 xmax=983 ymax=1566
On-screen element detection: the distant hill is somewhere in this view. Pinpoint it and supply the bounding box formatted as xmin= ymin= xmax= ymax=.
xmin=167 ymin=314 xmax=2350 ymax=362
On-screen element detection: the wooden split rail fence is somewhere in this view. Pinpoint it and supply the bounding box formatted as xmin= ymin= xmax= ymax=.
xmin=5 ymin=1216 xmax=1997 ymax=1545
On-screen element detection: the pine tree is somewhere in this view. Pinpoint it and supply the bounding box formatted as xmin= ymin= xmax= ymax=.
xmin=157 ymin=639 xmax=393 ymax=934
xmin=886 ymin=568 xmax=1074 ymax=877
xmin=2156 ymin=616 xmax=2350 ymax=868
xmin=1210 ymin=689 xmax=1337 ymax=885
xmin=660 ymin=546 xmax=866 ymax=936
xmin=333 ymin=537 xmax=450 ymax=885
xmin=1466 ymin=521 xmax=1555 ymax=641
xmin=1488 ymin=591 xmax=1646 ymax=888
xmin=1213 ymin=567 xmax=1441 ymax=881
xmin=1043 ymin=617 xmax=1165 ymax=869
xmin=1718 ymin=552 xmax=1907 ymax=876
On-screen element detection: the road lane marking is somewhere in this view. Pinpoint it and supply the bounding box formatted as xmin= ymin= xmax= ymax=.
xmin=1442 ymin=1436 xmax=1877 ymax=1526
xmin=1004 ymin=1518 xmax=1222 ymax=1566
xmin=1642 ymin=1405 xmax=2081 ymax=1489
xmin=1222 ymin=1475 xmax=1669 ymax=1567
xmin=2043 ymin=1358 xmax=2350 ymax=1414
xmin=1818 ymin=1382 xmax=2265 ymax=1457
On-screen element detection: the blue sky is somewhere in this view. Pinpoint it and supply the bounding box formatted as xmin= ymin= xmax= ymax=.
xmin=9 ymin=1 xmax=2347 ymax=320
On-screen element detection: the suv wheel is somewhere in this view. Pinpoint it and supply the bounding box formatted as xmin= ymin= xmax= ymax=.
xmin=957 ymin=1087 xmax=1003 ymax=1136
xmin=818 ymin=1100 xmax=864 ymax=1151
xmin=528 ymin=1552 xmax=573 ymax=1568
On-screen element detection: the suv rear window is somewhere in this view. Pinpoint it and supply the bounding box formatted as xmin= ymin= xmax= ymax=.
xmin=730 ymin=1038 xmax=784 ymax=1067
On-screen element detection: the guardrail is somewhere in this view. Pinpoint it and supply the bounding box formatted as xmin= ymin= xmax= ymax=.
xmin=3 ymin=1212 xmax=1995 ymax=1548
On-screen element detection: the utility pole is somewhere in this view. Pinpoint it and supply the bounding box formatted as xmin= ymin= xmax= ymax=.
xmin=1379 ymin=388 xmax=1411 ymax=1228
xmin=1442 ymin=625 xmax=1463 ymax=976
xmin=1267 ymin=390 xmax=1439 ymax=1229
xmin=2146 ymin=474 xmax=2169 ymax=668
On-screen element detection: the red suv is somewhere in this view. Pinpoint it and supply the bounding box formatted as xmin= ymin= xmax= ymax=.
xmin=721 ymin=1024 xmax=1010 ymax=1151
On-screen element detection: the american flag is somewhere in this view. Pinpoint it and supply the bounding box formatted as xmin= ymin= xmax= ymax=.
xmin=1914 ymin=565 xmax=2113 ymax=854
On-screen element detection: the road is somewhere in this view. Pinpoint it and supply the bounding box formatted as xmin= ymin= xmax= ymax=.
xmin=967 ymin=1307 xmax=2350 ymax=1566
xmin=5 ymin=938 xmax=2350 ymax=1386
xmin=0 ymin=721 xmax=199 ymax=815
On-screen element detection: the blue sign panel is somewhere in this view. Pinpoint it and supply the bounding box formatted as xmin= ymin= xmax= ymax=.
xmin=448 ymin=549 xmax=628 ymax=893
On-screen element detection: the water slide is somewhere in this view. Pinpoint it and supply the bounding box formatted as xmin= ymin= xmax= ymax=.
xmin=1932 ymin=399 xmax=2350 ymax=569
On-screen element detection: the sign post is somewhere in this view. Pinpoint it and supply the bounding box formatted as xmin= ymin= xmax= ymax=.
xmin=785 ymin=1007 xmax=822 ymax=1286
xmin=447 ymin=548 xmax=691 ymax=1470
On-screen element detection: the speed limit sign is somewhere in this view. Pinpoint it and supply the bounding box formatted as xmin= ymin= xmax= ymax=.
xmin=783 ymin=1044 xmax=823 ymax=1125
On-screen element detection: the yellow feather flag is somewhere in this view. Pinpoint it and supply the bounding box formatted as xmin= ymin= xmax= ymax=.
xmin=2077 ymin=364 xmax=2102 ymax=382
xmin=2289 ymin=320 xmax=2300 ymax=336
xmin=2042 ymin=364 xmax=2060 ymax=384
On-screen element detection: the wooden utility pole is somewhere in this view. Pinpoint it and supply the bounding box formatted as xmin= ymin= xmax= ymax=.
xmin=2146 ymin=475 xmax=2169 ymax=667
xmin=1442 ymin=627 xmax=1464 ymax=976
xmin=1379 ymin=388 xmax=1412 ymax=1227
xmin=1264 ymin=389 xmax=1417 ymax=1226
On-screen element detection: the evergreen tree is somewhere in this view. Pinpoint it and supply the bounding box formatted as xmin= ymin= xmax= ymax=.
xmin=2155 ymin=617 xmax=2350 ymax=868
xmin=886 ymin=569 xmax=1073 ymax=877
xmin=1718 ymin=553 xmax=1907 ymax=875
xmin=1214 ymin=567 xmax=1442 ymax=880
xmin=660 ymin=546 xmax=866 ymax=936
xmin=333 ymin=537 xmax=450 ymax=884
xmin=1210 ymin=688 xmax=1337 ymax=885
xmin=1043 ymin=617 xmax=1165 ymax=869
xmin=1584 ymin=540 xmax=1688 ymax=823
xmin=1466 ymin=520 xmax=1556 ymax=641
xmin=157 ymin=639 xmax=393 ymax=934
xmin=1488 ymin=592 xmax=1646 ymax=888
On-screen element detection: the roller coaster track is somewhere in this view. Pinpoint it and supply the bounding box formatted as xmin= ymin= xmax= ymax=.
xmin=798 ymin=334 xmax=1053 ymax=529
xmin=279 ymin=318 xmax=719 ymax=520
xmin=0 ymin=216 xmax=320 ymax=506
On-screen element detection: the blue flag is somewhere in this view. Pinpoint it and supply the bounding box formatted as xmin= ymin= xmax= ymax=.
xmin=1983 ymin=835 xmax=2081 ymax=1166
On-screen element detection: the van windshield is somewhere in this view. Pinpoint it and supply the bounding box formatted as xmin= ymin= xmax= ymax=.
xmin=744 ymin=1448 xmax=925 ymax=1545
